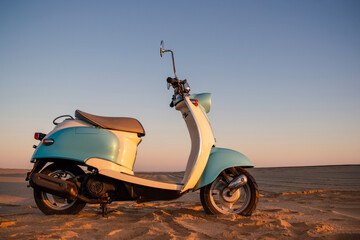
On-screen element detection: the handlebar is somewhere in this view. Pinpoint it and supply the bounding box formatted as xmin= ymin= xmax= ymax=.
xmin=167 ymin=77 xmax=187 ymax=86
xmin=167 ymin=77 xmax=190 ymax=107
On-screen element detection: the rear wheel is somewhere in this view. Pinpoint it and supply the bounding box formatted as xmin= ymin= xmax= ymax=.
xmin=33 ymin=163 xmax=86 ymax=215
xmin=200 ymin=167 xmax=258 ymax=216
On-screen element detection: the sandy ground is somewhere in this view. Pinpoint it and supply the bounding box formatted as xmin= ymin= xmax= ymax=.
xmin=1 ymin=165 xmax=360 ymax=239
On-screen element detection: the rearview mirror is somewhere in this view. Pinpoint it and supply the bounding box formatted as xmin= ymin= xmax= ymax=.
xmin=159 ymin=40 xmax=178 ymax=79
xmin=160 ymin=40 xmax=165 ymax=57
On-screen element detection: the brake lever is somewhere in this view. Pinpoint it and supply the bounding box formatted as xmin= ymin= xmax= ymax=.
xmin=169 ymin=95 xmax=176 ymax=108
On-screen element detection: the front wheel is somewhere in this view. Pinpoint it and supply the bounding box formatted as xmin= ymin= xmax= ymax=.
xmin=33 ymin=163 xmax=86 ymax=215
xmin=200 ymin=167 xmax=258 ymax=216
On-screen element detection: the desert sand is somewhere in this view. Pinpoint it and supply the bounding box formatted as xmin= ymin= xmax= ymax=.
xmin=1 ymin=165 xmax=360 ymax=239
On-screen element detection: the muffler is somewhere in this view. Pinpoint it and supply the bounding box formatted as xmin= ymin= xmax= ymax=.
xmin=30 ymin=173 xmax=78 ymax=200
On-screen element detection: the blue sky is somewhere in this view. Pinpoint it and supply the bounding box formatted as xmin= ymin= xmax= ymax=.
xmin=0 ymin=0 xmax=359 ymax=170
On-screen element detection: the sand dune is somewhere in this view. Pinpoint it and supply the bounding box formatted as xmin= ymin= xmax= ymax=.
xmin=1 ymin=166 xmax=360 ymax=239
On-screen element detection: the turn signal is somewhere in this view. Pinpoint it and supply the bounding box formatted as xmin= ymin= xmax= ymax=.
xmin=191 ymin=99 xmax=199 ymax=107
xmin=42 ymin=138 xmax=54 ymax=146
xmin=34 ymin=132 xmax=46 ymax=140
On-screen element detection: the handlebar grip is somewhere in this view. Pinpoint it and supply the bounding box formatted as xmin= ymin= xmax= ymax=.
xmin=167 ymin=77 xmax=178 ymax=85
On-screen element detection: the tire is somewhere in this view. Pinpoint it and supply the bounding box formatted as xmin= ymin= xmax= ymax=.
xmin=200 ymin=167 xmax=258 ymax=216
xmin=33 ymin=163 xmax=86 ymax=215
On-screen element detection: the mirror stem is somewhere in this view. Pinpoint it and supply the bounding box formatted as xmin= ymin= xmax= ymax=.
xmin=166 ymin=50 xmax=178 ymax=79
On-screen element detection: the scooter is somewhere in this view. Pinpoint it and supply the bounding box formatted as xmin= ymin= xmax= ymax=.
xmin=26 ymin=41 xmax=258 ymax=216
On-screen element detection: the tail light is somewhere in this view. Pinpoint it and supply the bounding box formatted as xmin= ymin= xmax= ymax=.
xmin=34 ymin=132 xmax=46 ymax=140
xmin=42 ymin=138 xmax=54 ymax=146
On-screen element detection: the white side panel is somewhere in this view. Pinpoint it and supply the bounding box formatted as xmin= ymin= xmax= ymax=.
xmin=86 ymin=158 xmax=134 ymax=175
xmin=177 ymin=96 xmax=215 ymax=192
xmin=109 ymin=130 xmax=141 ymax=172
xmin=86 ymin=158 xmax=183 ymax=190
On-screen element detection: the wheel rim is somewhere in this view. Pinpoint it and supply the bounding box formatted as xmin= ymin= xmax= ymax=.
xmin=209 ymin=175 xmax=251 ymax=214
xmin=41 ymin=170 xmax=77 ymax=211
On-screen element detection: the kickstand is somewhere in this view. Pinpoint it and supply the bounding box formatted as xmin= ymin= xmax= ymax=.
xmin=100 ymin=203 xmax=108 ymax=217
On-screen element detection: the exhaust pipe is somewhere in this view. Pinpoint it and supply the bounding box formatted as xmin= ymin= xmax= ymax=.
xmin=29 ymin=173 xmax=109 ymax=204
xmin=30 ymin=173 xmax=78 ymax=200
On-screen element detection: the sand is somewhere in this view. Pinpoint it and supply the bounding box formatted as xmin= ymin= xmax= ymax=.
xmin=1 ymin=165 xmax=360 ymax=239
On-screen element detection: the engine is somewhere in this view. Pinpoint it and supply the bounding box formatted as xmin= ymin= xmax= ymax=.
xmin=85 ymin=175 xmax=116 ymax=199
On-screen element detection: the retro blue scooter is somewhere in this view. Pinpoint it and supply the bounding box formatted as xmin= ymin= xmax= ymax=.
xmin=26 ymin=41 xmax=258 ymax=216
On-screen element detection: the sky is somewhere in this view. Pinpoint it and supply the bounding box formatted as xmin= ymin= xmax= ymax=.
xmin=0 ymin=0 xmax=359 ymax=171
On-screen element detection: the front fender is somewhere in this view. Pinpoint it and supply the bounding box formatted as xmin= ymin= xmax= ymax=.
xmin=193 ymin=147 xmax=254 ymax=191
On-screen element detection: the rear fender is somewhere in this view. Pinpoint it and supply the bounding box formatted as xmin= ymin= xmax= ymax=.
xmin=26 ymin=158 xmax=84 ymax=181
xmin=193 ymin=147 xmax=254 ymax=191
xmin=31 ymin=127 xmax=119 ymax=163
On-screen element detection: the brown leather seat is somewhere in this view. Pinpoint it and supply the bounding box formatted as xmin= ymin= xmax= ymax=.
xmin=75 ymin=110 xmax=145 ymax=136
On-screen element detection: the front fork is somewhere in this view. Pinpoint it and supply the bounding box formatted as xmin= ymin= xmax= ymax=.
xmin=221 ymin=167 xmax=248 ymax=197
xmin=220 ymin=167 xmax=240 ymax=184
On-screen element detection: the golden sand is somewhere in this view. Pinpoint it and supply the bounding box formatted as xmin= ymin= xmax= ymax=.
xmin=0 ymin=165 xmax=359 ymax=239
